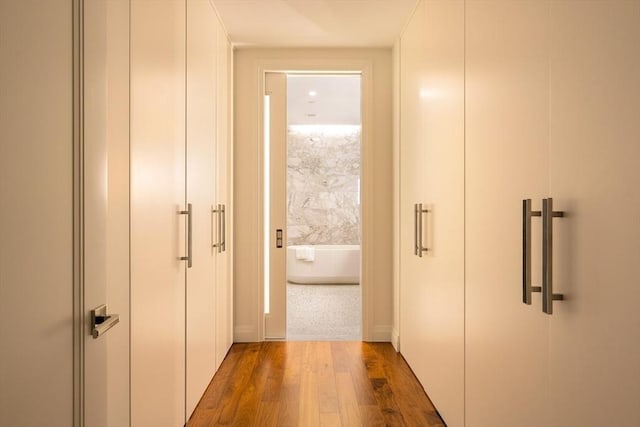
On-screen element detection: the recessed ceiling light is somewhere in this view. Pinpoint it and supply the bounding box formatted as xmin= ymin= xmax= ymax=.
xmin=308 ymin=90 xmax=317 ymax=97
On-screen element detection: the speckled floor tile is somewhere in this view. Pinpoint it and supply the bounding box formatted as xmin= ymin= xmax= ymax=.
xmin=286 ymin=282 xmax=361 ymax=341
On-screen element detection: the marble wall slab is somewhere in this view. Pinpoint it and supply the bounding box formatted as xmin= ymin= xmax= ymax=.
xmin=287 ymin=125 xmax=361 ymax=246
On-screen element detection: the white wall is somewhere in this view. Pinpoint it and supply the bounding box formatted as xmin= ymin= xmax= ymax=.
xmin=233 ymin=48 xmax=394 ymax=342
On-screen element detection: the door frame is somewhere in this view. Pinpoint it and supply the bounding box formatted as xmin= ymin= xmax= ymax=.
xmin=255 ymin=58 xmax=374 ymax=341
xmin=72 ymin=0 xmax=84 ymax=424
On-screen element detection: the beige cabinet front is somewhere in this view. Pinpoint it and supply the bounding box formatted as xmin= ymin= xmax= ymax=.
xmin=214 ymin=21 xmax=233 ymax=372
xmin=548 ymin=2 xmax=640 ymax=425
xmin=399 ymin=1 xmax=640 ymax=426
xmin=131 ymin=1 xmax=187 ymax=425
xmin=185 ymin=0 xmax=220 ymax=417
xmin=464 ymin=2 xmax=552 ymax=426
xmin=399 ymin=2 xmax=465 ymax=426
xmin=131 ymin=0 xmax=233 ymax=425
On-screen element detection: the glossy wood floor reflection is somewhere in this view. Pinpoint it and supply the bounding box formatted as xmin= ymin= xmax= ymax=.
xmin=189 ymin=342 xmax=445 ymax=426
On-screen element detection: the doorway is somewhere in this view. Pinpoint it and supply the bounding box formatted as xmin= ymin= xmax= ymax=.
xmin=264 ymin=72 xmax=363 ymax=341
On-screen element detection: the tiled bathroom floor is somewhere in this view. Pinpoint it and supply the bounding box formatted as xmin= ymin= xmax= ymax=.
xmin=286 ymin=282 xmax=362 ymax=341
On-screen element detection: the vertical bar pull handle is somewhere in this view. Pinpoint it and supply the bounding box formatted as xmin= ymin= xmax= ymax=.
xmin=180 ymin=203 xmax=193 ymax=268
xmin=414 ymin=204 xmax=419 ymax=256
xmin=221 ymin=204 xmax=226 ymax=252
xmin=212 ymin=204 xmax=222 ymax=253
xmin=542 ymin=197 xmax=564 ymax=314
xmin=522 ymin=199 xmax=541 ymax=304
xmin=217 ymin=204 xmax=222 ymax=253
xmin=417 ymin=203 xmax=430 ymax=257
xmin=212 ymin=206 xmax=218 ymax=250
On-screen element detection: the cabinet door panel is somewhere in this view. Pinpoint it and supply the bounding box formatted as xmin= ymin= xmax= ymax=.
xmin=131 ymin=1 xmax=186 ymax=425
xmin=186 ymin=0 xmax=218 ymax=417
xmin=215 ymin=25 xmax=233 ymax=368
xmin=400 ymin=2 xmax=465 ymax=426
xmin=549 ymin=2 xmax=640 ymax=425
xmin=465 ymin=2 xmax=550 ymax=426
xmin=400 ymin=0 xmax=427 ymax=397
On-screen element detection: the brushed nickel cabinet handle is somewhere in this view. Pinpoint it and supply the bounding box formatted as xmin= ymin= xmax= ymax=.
xmin=522 ymin=199 xmax=542 ymax=304
xmin=212 ymin=204 xmax=221 ymax=253
xmin=542 ymin=198 xmax=564 ymax=314
xmin=414 ymin=204 xmax=419 ymax=256
xmin=417 ymin=203 xmax=430 ymax=257
xmin=180 ymin=203 xmax=193 ymax=267
xmin=221 ymin=204 xmax=226 ymax=252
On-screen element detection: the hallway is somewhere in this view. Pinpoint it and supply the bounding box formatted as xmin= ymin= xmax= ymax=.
xmin=189 ymin=342 xmax=445 ymax=426
xmin=2 ymin=1 xmax=640 ymax=426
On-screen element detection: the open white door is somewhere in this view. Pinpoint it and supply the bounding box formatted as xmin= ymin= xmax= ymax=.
xmin=264 ymin=73 xmax=288 ymax=339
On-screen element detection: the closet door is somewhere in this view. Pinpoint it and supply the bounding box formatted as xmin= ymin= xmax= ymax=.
xmin=130 ymin=1 xmax=186 ymax=425
xmin=0 ymin=2 xmax=74 ymax=425
xmin=465 ymin=2 xmax=550 ymax=426
xmin=83 ymin=0 xmax=131 ymax=425
xmin=186 ymin=0 xmax=218 ymax=417
xmin=548 ymin=2 xmax=640 ymax=425
xmin=215 ymin=24 xmax=233 ymax=368
xmin=400 ymin=2 xmax=465 ymax=426
xmin=399 ymin=0 xmax=427 ymax=400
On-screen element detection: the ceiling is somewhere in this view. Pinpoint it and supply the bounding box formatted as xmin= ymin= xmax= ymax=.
xmin=287 ymin=74 xmax=361 ymax=125
xmin=211 ymin=0 xmax=418 ymax=48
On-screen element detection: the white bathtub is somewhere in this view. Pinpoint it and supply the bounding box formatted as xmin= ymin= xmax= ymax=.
xmin=287 ymin=244 xmax=360 ymax=284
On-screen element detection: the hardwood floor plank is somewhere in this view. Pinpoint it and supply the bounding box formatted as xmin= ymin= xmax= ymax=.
xmin=316 ymin=342 xmax=339 ymax=415
xmin=230 ymin=342 xmax=275 ymax=425
xmin=277 ymin=342 xmax=304 ymax=426
xmin=192 ymin=343 xmax=244 ymax=411
xmin=362 ymin=342 xmax=386 ymax=379
xmin=344 ymin=343 xmax=377 ymax=406
xmin=261 ymin=342 xmax=286 ymax=402
xmin=276 ymin=383 xmax=301 ymax=426
xmin=319 ymin=412 xmax=342 ymax=426
xmin=376 ymin=343 xmax=446 ymax=427
xmin=254 ymin=401 xmax=280 ymax=427
xmin=190 ymin=342 xmax=446 ymax=427
xmin=210 ymin=342 xmax=262 ymax=424
xmin=358 ymin=404 xmax=387 ymax=427
xmin=330 ymin=341 xmax=352 ymax=373
xmin=369 ymin=377 xmax=407 ymax=426
xmin=335 ymin=372 xmax=363 ymax=426
xmin=298 ymin=370 xmax=320 ymax=426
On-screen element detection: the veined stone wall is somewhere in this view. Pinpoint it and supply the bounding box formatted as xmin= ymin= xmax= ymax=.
xmin=287 ymin=125 xmax=361 ymax=246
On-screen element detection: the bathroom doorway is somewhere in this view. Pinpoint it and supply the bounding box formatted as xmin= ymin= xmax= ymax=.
xmin=264 ymin=72 xmax=362 ymax=340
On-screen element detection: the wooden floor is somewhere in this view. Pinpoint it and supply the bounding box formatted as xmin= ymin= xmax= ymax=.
xmin=189 ymin=341 xmax=445 ymax=426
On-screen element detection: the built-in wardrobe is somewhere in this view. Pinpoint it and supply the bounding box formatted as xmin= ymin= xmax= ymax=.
xmin=398 ymin=1 xmax=640 ymax=427
xmin=131 ymin=1 xmax=232 ymax=425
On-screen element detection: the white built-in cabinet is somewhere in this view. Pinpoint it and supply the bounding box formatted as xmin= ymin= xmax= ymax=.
xmin=399 ymin=1 xmax=465 ymax=426
xmin=131 ymin=1 xmax=232 ymax=426
xmin=464 ymin=2 xmax=552 ymax=425
xmin=399 ymin=1 xmax=640 ymax=426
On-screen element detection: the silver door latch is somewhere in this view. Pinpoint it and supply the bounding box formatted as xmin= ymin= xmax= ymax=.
xmin=91 ymin=304 xmax=119 ymax=339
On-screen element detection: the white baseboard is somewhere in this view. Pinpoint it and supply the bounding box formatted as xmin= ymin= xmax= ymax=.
xmin=391 ymin=327 xmax=400 ymax=351
xmin=233 ymin=325 xmax=259 ymax=343
xmin=368 ymin=325 xmax=393 ymax=342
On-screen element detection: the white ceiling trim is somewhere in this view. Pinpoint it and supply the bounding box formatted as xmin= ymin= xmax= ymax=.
xmin=212 ymin=0 xmax=418 ymax=48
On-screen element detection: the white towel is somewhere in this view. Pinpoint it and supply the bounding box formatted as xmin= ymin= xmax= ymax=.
xmin=303 ymin=246 xmax=315 ymax=262
xmin=295 ymin=246 xmax=315 ymax=262
xmin=295 ymin=246 xmax=307 ymax=260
